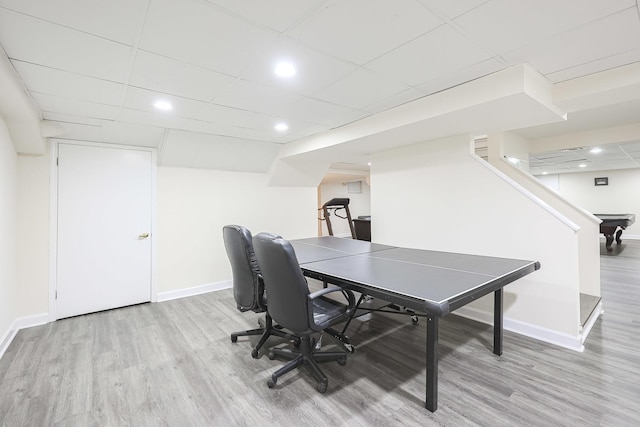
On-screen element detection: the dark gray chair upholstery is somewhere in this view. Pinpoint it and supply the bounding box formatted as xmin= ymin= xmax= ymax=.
xmin=253 ymin=232 xmax=357 ymax=393
xmin=223 ymin=225 xmax=297 ymax=358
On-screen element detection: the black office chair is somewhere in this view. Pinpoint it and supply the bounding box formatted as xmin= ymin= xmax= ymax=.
xmin=223 ymin=225 xmax=298 ymax=358
xmin=253 ymin=232 xmax=357 ymax=393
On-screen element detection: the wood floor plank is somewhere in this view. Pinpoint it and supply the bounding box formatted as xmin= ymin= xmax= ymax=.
xmin=2 ymin=241 xmax=640 ymax=425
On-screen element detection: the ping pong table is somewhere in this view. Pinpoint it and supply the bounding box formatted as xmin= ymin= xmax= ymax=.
xmin=290 ymin=236 xmax=540 ymax=412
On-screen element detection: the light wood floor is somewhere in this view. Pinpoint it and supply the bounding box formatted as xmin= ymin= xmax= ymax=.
xmin=1 ymin=240 xmax=639 ymax=426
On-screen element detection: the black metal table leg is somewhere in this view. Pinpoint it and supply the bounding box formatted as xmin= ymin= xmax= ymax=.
xmin=425 ymin=315 xmax=439 ymax=412
xmin=494 ymin=288 xmax=503 ymax=356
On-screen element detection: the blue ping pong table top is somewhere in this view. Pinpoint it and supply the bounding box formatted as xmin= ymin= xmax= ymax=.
xmin=291 ymin=236 xmax=539 ymax=316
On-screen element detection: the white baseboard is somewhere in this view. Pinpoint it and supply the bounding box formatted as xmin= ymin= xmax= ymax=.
xmin=0 ymin=313 xmax=49 ymax=360
xmin=600 ymin=234 xmax=640 ymax=240
xmin=580 ymin=301 xmax=603 ymax=345
xmin=1 ymin=281 xmax=233 ymax=360
xmin=4 ymin=286 xmax=598 ymax=359
xmin=156 ymin=280 xmax=232 ymax=302
xmin=454 ymin=306 xmax=586 ymax=352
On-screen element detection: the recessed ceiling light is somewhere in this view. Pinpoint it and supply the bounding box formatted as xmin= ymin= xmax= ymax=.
xmin=367 ymin=162 xmax=372 ymax=166
xmin=274 ymin=61 xmax=296 ymax=78
xmin=590 ymin=147 xmax=602 ymax=154
xmin=578 ymin=164 xmax=587 ymax=168
xmin=154 ymin=100 xmax=173 ymax=111
xmin=542 ymin=171 xmax=548 ymax=175
xmin=275 ymin=122 xmax=288 ymax=132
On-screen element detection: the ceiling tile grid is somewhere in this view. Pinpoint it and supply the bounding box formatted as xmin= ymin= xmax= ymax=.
xmin=0 ymin=8 xmax=134 ymax=82
xmin=286 ymin=0 xmax=444 ymax=65
xmin=0 ymin=0 xmax=150 ymax=45
xmin=529 ymin=142 xmax=640 ymax=175
xmin=0 ymin=0 xmax=639 ymax=172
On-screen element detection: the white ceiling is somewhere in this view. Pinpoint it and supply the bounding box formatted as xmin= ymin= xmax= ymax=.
xmin=529 ymin=140 xmax=640 ymax=175
xmin=1 ymin=0 xmax=640 ymax=175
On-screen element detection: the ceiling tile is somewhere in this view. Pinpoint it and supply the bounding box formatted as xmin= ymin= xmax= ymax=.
xmin=620 ymin=140 xmax=640 ymax=154
xmin=12 ymin=60 xmax=125 ymax=106
xmin=100 ymin=121 xmax=165 ymax=147
xmin=362 ymin=88 xmax=426 ymax=115
xmin=181 ymin=119 xmax=281 ymax=143
xmin=418 ymin=0 xmax=490 ymax=19
xmin=417 ymin=58 xmax=505 ymax=95
xmin=0 ymin=0 xmax=149 ymax=45
xmin=503 ymin=8 xmax=640 ymax=75
xmin=366 ymin=25 xmax=491 ymax=86
xmin=274 ymin=123 xmax=326 ymax=143
xmin=140 ymin=0 xmax=278 ymax=76
xmin=279 ymin=97 xmax=356 ymax=125
xmin=31 ymin=92 xmax=120 ymax=120
xmin=121 ymin=86 xmax=208 ymax=119
xmin=324 ymin=110 xmax=373 ymax=128
xmin=288 ymin=0 xmax=443 ymax=65
xmin=118 ymin=108 xmax=188 ymax=130
xmin=455 ymin=0 xmax=637 ymax=54
xmin=546 ymin=48 xmax=640 ymax=83
xmin=129 ymin=51 xmax=236 ymax=102
xmin=313 ymin=68 xmax=411 ymax=109
xmin=239 ymin=36 xmax=357 ymax=96
xmin=204 ymin=0 xmax=323 ymax=33
xmin=50 ymin=122 xmax=102 ymax=143
xmin=212 ymin=79 xmax=302 ymax=115
xmin=0 ymin=9 xmax=132 ymax=81
xmin=2 ymin=0 xmax=640 ymax=174
xmin=42 ymin=112 xmax=103 ymax=127
xmin=193 ymin=103 xmax=280 ymax=129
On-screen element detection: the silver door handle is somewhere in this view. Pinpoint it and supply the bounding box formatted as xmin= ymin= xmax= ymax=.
xmin=138 ymin=233 xmax=150 ymax=239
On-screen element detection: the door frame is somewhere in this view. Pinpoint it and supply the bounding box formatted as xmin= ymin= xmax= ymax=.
xmin=48 ymin=140 xmax=158 ymax=321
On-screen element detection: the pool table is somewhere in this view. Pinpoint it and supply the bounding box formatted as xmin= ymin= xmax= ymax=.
xmin=594 ymin=214 xmax=636 ymax=251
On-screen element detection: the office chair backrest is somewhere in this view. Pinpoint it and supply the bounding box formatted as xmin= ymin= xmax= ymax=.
xmin=253 ymin=233 xmax=310 ymax=334
xmin=223 ymin=225 xmax=261 ymax=311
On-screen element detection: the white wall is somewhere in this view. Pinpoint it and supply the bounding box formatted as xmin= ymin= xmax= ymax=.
xmin=371 ymin=135 xmax=583 ymax=347
xmin=488 ymin=132 xmax=600 ymax=298
xmin=552 ymin=168 xmax=640 ymax=238
xmin=318 ymin=180 xmax=371 ymax=237
xmin=17 ymin=153 xmax=50 ymax=317
xmin=2 ymin=157 xmax=318 ymax=356
xmin=536 ymin=174 xmax=559 ymax=192
xmin=0 ymin=116 xmax=18 ymax=351
xmin=157 ymin=167 xmax=317 ymax=293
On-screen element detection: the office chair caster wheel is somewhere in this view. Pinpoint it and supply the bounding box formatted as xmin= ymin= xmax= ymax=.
xmin=231 ymin=335 xmax=238 ymax=343
xmin=343 ymin=343 xmax=355 ymax=353
xmin=317 ymin=381 xmax=328 ymax=393
xmin=411 ymin=315 xmax=419 ymax=324
xmin=267 ymin=351 xmax=276 ymax=360
xmin=337 ymin=356 xmax=347 ymax=366
xmin=293 ymin=337 xmax=301 ymax=347
xmin=267 ymin=376 xmax=277 ymax=388
xmin=251 ymin=348 xmax=259 ymax=359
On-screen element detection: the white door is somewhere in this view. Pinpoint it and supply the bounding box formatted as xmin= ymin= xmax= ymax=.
xmin=56 ymin=143 xmax=153 ymax=319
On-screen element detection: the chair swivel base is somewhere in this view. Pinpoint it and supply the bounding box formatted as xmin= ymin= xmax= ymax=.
xmin=266 ymin=336 xmax=347 ymax=393
xmin=231 ymin=315 xmax=299 ymax=358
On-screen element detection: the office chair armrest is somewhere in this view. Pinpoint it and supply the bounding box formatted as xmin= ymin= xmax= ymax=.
xmin=308 ymin=286 xmax=356 ymax=311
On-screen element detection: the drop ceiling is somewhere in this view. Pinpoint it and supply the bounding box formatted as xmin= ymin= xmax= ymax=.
xmin=529 ymin=140 xmax=640 ymax=175
xmin=0 ymin=0 xmax=639 ymax=175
